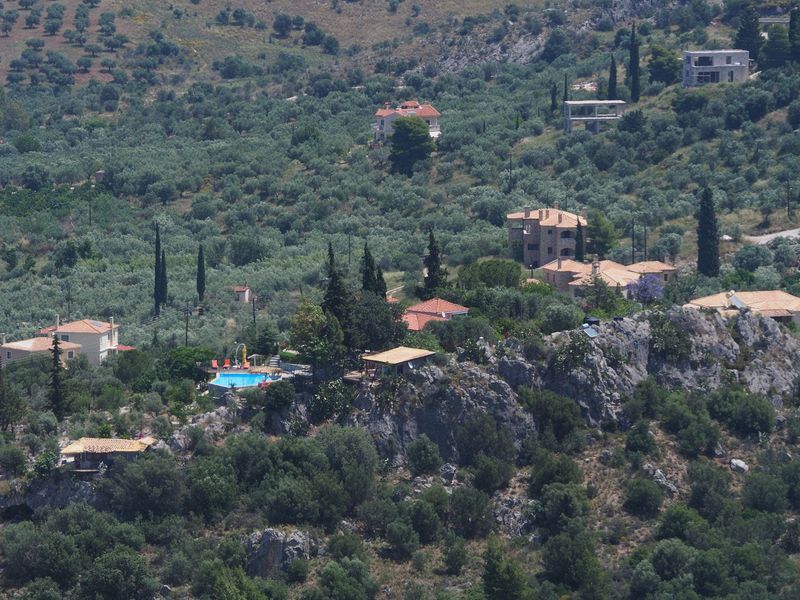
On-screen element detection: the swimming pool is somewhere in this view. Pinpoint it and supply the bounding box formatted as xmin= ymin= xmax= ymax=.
xmin=209 ymin=372 xmax=280 ymax=397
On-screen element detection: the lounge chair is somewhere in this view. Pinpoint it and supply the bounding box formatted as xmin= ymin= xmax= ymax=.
xmin=243 ymin=361 xmax=250 ymax=370
xmin=211 ymin=359 xmax=219 ymax=370
xmin=223 ymin=358 xmax=231 ymax=369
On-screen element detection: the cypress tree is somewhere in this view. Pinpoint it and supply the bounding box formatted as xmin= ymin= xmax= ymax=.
xmin=629 ymin=23 xmax=640 ymax=102
xmin=608 ymin=55 xmax=618 ymax=100
xmin=361 ymin=243 xmax=377 ymax=293
xmin=562 ymin=73 xmax=569 ymax=102
xmin=375 ymin=265 xmax=387 ymax=298
xmin=48 ymin=336 xmax=66 ymax=420
xmin=196 ymin=244 xmax=206 ymax=302
xmin=322 ymin=243 xmax=353 ymax=344
xmin=423 ymin=229 xmax=446 ymax=296
xmin=575 ymin=222 xmax=585 ymax=262
xmin=790 ymin=6 xmax=800 ymax=62
xmin=696 ymin=188 xmax=720 ymax=277
xmin=735 ymin=3 xmax=763 ymax=62
xmin=153 ymin=225 xmax=161 ymax=316
xmin=550 ymin=81 xmax=558 ymax=112
xmin=160 ymin=249 xmax=168 ymax=307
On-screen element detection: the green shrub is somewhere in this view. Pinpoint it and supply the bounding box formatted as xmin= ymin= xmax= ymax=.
xmin=443 ymin=534 xmax=468 ymax=575
xmin=742 ymin=472 xmax=789 ymax=513
xmin=623 ymin=478 xmax=664 ymax=518
xmin=625 ymin=421 xmax=657 ymax=455
xmin=472 ymin=454 xmax=514 ymax=494
xmin=529 ymin=451 xmax=582 ymax=496
xmin=264 ymin=380 xmax=295 ymax=412
xmin=285 ymin=558 xmax=310 ymax=583
xmin=449 ymin=487 xmax=493 ymax=539
xmin=518 ymin=388 xmax=583 ymax=452
xmin=0 ymin=445 xmax=26 ymax=475
xmin=408 ymin=500 xmax=441 ymax=544
xmin=708 ymin=388 xmax=773 ymax=438
xmin=386 ymin=520 xmax=419 ymax=560
xmin=407 ymin=434 xmax=443 ymax=476
xmin=649 ymin=313 xmax=691 ymax=362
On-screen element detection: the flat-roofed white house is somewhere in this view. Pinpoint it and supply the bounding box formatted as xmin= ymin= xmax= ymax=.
xmin=37 ymin=318 xmax=119 ymax=365
xmin=374 ymin=100 xmax=441 ymax=143
xmin=682 ymin=50 xmax=749 ymax=87
xmin=1 ymin=336 xmax=82 ymax=368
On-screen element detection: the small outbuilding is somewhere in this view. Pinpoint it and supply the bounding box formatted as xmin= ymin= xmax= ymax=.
xmin=361 ymin=346 xmax=435 ymax=378
xmin=60 ymin=436 xmax=157 ymax=472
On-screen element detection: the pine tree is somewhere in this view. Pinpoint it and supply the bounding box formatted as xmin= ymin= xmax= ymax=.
xmin=423 ymin=230 xmax=446 ymax=297
xmin=483 ymin=539 xmax=528 ymax=600
xmin=361 ymin=243 xmax=377 ymax=293
xmin=153 ymin=225 xmax=161 ymax=316
xmin=575 ymin=221 xmax=585 ymax=262
xmin=562 ymin=73 xmax=569 ymax=102
xmin=608 ymin=54 xmax=618 ymax=100
xmin=48 ymin=336 xmax=66 ymax=420
xmin=550 ymin=81 xmax=558 ymax=112
xmin=196 ymin=244 xmax=206 ymax=302
xmin=629 ymin=22 xmax=640 ymax=102
xmin=159 ymin=249 xmax=168 ymax=307
xmin=790 ymin=6 xmax=800 ymax=62
xmin=697 ymin=188 xmax=720 ymax=277
xmin=735 ymin=3 xmax=763 ymax=62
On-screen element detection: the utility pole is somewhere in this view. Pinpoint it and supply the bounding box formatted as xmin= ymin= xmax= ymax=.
xmin=184 ymin=302 xmax=189 ymax=347
xmin=631 ymin=220 xmax=635 ymax=264
xmin=251 ymin=295 xmax=256 ymax=325
xmin=65 ymin=281 xmax=71 ymax=321
xmin=788 ymin=182 xmax=794 ymax=220
xmin=643 ymin=224 xmax=647 ymax=261
xmin=347 ymin=234 xmax=352 ymax=270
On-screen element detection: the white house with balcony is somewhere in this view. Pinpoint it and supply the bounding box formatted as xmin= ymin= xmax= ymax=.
xmin=373 ymin=100 xmax=441 ymax=143
xmin=682 ymin=50 xmax=749 ymax=87
xmin=37 ymin=317 xmax=119 ymax=365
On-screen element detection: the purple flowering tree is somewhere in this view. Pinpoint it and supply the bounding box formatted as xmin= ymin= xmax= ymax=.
xmin=628 ymin=274 xmax=664 ymax=304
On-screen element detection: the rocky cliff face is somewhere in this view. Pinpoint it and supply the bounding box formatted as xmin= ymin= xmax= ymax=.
xmin=348 ymin=362 xmax=535 ymax=464
xmin=496 ymin=308 xmax=800 ymax=425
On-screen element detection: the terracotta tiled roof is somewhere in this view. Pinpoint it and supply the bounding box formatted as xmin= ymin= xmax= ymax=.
xmin=233 ymin=286 xmax=250 ymax=292
xmin=684 ymin=290 xmax=800 ymax=317
xmin=405 ymin=298 xmax=469 ymax=317
xmin=56 ymin=319 xmax=117 ymax=334
xmin=402 ymin=312 xmax=446 ymax=332
xmin=375 ymin=101 xmax=441 ymax=119
xmin=506 ymin=208 xmax=587 ymax=228
xmin=1 ymin=337 xmax=81 ymax=352
xmin=569 ymin=267 xmax=640 ymax=289
xmin=541 ymin=259 xmax=592 ymax=274
xmin=626 ymin=261 xmax=676 ymax=274
xmin=116 ymin=345 xmax=136 ymax=352
xmin=61 ymin=436 xmax=156 ymax=455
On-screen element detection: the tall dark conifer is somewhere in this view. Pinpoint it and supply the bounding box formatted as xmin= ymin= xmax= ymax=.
xmin=160 ymin=249 xmax=168 ymax=307
xmin=789 ymin=6 xmax=800 ymax=62
xmin=423 ymin=230 xmax=446 ymax=297
xmin=697 ymin=188 xmax=720 ymax=277
xmin=608 ymin=55 xmax=618 ymax=100
xmin=562 ymin=73 xmax=569 ymax=102
xmin=48 ymin=336 xmax=66 ymax=420
xmin=375 ymin=265 xmax=387 ymax=298
xmin=322 ymin=243 xmax=353 ymax=343
xmin=196 ymin=244 xmax=206 ymax=302
xmin=361 ymin=243 xmax=377 ymax=293
xmin=629 ymin=23 xmax=640 ymax=102
xmin=153 ymin=225 xmax=162 ymax=316
xmin=735 ymin=3 xmax=763 ymax=62
xmin=550 ymin=82 xmax=558 ymax=112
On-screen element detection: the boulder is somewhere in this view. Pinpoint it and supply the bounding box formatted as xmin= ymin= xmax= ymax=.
xmin=440 ymin=463 xmax=457 ymax=485
xmin=245 ymin=528 xmax=315 ymax=578
xmin=730 ymin=459 xmax=749 ymax=473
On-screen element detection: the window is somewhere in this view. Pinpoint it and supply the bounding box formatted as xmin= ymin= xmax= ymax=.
xmin=695 ymin=56 xmax=713 ymax=67
xmin=547 ymin=247 xmax=553 ymax=255
xmin=696 ymin=71 xmax=719 ymax=84
xmin=728 ymin=71 xmax=734 ymax=82
xmin=726 ymin=55 xmax=732 ymax=65
xmin=67 ymin=351 xmax=74 ymax=359
xmin=5 ymin=351 xmax=10 ymax=360
xmin=526 ymin=243 xmax=539 ymax=251
xmin=560 ymin=231 xmax=573 ymax=239
xmin=108 ymin=333 xmax=111 ymax=342
xmin=547 ymin=229 xmax=553 ymax=235
xmin=60 ymin=334 xmax=69 ymax=342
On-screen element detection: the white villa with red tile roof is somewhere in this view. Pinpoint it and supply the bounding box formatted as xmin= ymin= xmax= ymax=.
xmin=1 ymin=335 xmax=82 ymax=368
xmin=374 ymin=100 xmax=441 ymax=143
xmin=36 ymin=317 xmax=120 ymax=366
xmin=233 ymin=286 xmax=252 ymax=303
xmin=541 ymin=257 xmax=676 ymax=297
xmin=402 ymin=298 xmax=469 ymax=332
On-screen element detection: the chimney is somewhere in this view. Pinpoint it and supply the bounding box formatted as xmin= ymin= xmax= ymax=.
xmin=538 ymin=209 xmax=543 ymax=220
xmin=546 ymin=208 xmax=550 ymax=218
xmin=110 ymin=316 xmax=114 ymax=330
xmin=557 ymin=258 xmax=562 ymax=269
xmin=1 ymin=334 xmax=5 ymax=345
xmin=558 ymin=213 xmax=563 ymax=224
xmin=592 ymin=254 xmax=599 ymax=276
xmin=554 ymin=201 xmax=560 ymax=211
xmin=384 ymin=101 xmax=391 ymax=109
xmin=524 ymin=206 xmax=531 ymax=218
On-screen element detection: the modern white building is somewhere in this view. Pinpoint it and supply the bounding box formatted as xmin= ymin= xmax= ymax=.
xmin=682 ymin=50 xmax=749 ymax=87
xmin=563 ymin=100 xmax=625 ymax=133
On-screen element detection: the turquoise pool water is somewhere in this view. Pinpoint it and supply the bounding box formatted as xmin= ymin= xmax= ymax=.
xmin=211 ymin=372 xmax=273 ymax=388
